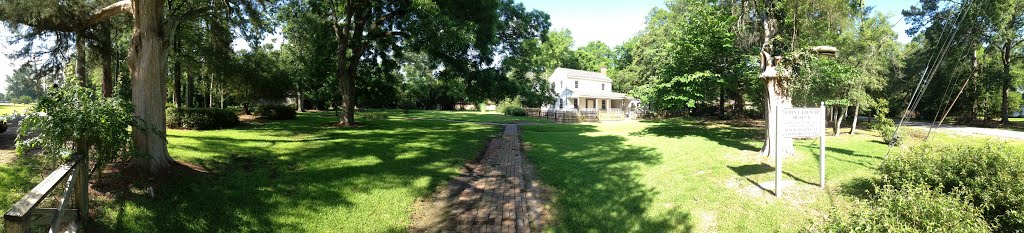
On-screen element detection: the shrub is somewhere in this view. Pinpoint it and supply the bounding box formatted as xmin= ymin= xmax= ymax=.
xmin=17 ymin=85 xmax=133 ymax=165
xmin=824 ymin=184 xmax=991 ymax=233
xmin=360 ymin=112 xmax=389 ymax=120
xmin=254 ymin=105 xmax=296 ymax=120
xmin=497 ymin=97 xmax=526 ymax=116
xmin=871 ymin=111 xmax=905 ymax=145
xmin=225 ymin=106 xmax=244 ymax=115
xmin=166 ymin=107 xmax=239 ymax=130
xmin=878 ymin=143 xmax=1024 ymax=232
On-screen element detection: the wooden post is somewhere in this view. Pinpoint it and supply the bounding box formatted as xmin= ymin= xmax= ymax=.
xmin=819 ymin=102 xmax=826 ymax=188
xmin=774 ymin=104 xmax=782 ymax=197
xmin=77 ymin=153 xmax=89 ymax=228
xmin=4 ymin=216 xmax=27 ymax=233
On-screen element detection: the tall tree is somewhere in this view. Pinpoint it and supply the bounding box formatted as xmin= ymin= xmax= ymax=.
xmin=574 ymin=41 xmax=613 ymax=72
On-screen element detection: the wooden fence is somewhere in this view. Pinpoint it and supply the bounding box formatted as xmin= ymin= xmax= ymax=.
xmin=4 ymin=155 xmax=88 ymax=233
xmin=526 ymin=108 xmax=614 ymax=122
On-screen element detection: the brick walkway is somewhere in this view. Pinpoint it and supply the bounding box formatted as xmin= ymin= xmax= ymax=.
xmin=441 ymin=125 xmax=547 ymax=233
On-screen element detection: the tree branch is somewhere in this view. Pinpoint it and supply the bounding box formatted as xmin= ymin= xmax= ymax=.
xmin=164 ymin=7 xmax=214 ymax=42
xmin=86 ymin=0 xmax=133 ymax=27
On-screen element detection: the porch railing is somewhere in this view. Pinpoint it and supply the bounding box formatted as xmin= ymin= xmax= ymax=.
xmin=526 ymin=108 xmax=608 ymax=122
xmin=4 ymin=155 xmax=88 ymax=233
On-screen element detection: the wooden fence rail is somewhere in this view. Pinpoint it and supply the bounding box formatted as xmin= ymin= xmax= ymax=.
xmin=525 ymin=108 xmax=604 ymax=122
xmin=4 ymin=155 xmax=88 ymax=233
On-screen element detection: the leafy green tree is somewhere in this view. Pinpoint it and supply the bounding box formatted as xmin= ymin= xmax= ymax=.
xmin=294 ymin=0 xmax=508 ymax=126
xmin=5 ymin=63 xmax=43 ymax=100
xmin=615 ymin=0 xmax=746 ymax=115
xmin=574 ymin=41 xmax=613 ymax=72
xmin=538 ymin=29 xmax=581 ymax=72
xmin=17 ymin=84 xmax=134 ymax=171
xmin=225 ymin=46 xmax=293 ymax=115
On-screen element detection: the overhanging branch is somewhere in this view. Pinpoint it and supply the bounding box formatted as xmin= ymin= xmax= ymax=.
xmin=85 ymin=0 xmax=133 ymax=27
xmin=164 ymin=7 xmax=214 ymax=42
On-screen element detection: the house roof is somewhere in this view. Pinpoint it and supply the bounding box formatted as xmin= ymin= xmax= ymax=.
xmin=552 ymin=67 xmax=612 ymax=82
xmin=569 ymin=89 xmax=632 ymax=99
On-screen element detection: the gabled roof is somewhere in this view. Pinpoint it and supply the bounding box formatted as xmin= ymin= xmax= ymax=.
xmin=570 ymin=89 xmax=631 ymax=99
xmin=551 ymin=67 xmax=612 ymax=82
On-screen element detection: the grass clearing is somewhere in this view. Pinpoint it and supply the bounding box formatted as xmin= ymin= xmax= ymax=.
xmin=520 ymin=118 xmax=1023 ymax=232
xmin=0 ymin=104 xmax=31 ymax=116
xmin=89 ymin=111 xmax=501 ymax=232
xmin=371 ymin=109 xmax=552 ymax=124
xmin=1 ymin=110 xmax=1020 ymax=231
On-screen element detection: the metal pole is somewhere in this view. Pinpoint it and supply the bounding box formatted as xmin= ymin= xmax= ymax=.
xmin=775 ymin=104 xmax=782 ymax=197
xmin=819 ymin=102 xmax=826 ymax=188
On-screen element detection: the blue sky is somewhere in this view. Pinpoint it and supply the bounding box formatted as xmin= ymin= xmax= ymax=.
xmin=1 ymin=0 xmax=920 ymax=92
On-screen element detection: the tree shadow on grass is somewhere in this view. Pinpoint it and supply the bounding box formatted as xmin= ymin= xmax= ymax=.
xmin=522 ymin=124 xmax=694 ymax=232
xmin=93 ymin=112 xmax=500 ymax=232
xmin=631 ymin=119 xmax=761 ymax=152
xmin=727 ymin=163 xmax=819 ymax=195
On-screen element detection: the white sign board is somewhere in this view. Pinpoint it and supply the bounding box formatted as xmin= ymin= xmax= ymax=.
xmin=772 ymin=104 xmax=827 ymax=197
xmin=779 ymin=108 xmax=824 ymax=138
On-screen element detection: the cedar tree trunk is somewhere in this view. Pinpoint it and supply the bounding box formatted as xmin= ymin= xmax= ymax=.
xmin=127 ymin=0 xmax=173 ymax=175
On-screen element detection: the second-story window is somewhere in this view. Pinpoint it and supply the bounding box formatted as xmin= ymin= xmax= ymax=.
xmin=601 ymin=84 xmax=605 ymax=90
xmin=574 ymin=81 xmax=579 ymax=88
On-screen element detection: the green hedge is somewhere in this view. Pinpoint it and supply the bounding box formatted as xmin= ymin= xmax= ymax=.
xmin=360 ymin=112 xmax=389 ymax=120
xmin=497 ymin=97 xmax=526 ymax=116
xmin=255 ymin=105 xmax=296 ymax=120
xmin=877 ymin=143 xmax=1024 ymax=231
xmin=825 ymin=184 xmax=991 ymax=233
xmin=166 ymin=107 xmax=239 ymax=130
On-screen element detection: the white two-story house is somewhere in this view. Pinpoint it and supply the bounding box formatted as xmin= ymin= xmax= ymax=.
xmin=546 ymin=67 xmax=634 ymax=113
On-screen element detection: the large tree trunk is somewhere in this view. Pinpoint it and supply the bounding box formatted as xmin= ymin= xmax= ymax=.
xmin=333 ymin=14 xmax=360 ymax=126
xmin=732 ymin=87 xmax=746 ymax=118
xmin=833 ymin=106 xmax=847 ymax=136
xmin=849 ymin=104 xmax=860 ymax=134
xmin=76 ymin=35 xmax=89 ymax=86
xmin=101 ymin=45 xmax=114 ymax=97
xmin=127 ymin=0 xmax=172 ymax=175
xmin=758 ymin=0 xmax=795 ymax=157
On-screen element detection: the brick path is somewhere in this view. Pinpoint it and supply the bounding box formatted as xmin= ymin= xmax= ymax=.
xmin=442 ymin=125 xmax=546 ymax=233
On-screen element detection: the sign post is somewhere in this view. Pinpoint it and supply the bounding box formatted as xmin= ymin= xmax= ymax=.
xmin=774 ymin=105 xmax=781 ymax=197
xmin=773 ymin=102 xmax=827 ymax=197
xmin=819 ymin=102 xmax=826 ymax=188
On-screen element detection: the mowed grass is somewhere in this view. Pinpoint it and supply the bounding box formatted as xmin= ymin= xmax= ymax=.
xmin=92 ymin=111 xmax=502 ymax=232
xmin=0 ymin=104 xmax=31 ymax=116
xmin=377 ymin=109 xmax=552 ymax=124
xmin=520 ymin=118 xmax=1024 ymax=232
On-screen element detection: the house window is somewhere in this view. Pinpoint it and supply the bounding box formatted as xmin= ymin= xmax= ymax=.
xmin=559 ymin=99 xmax=563 ymax=109
xmin=601 ymin=84 xmax=605 ymax=90
xmin=601 ymin=100 xmax=606 ymax=110
xmin=573 ymin=99 xmax=578 ymax=108
xmin=574 ymin=81 xmax=579 ymax=88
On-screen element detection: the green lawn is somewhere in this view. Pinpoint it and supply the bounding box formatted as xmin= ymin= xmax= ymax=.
xmin=91 ymin=111 xmax=503 ymax=232
xmin=376 ymin=109 xmax=552 ymax=124
xmin=0 ymin=104 xmax=31 ymax=116
xmin=2 ymin=110 xmax=1021 ymax=232
xmin=520 ymin=118 xmax=1024 ymax=232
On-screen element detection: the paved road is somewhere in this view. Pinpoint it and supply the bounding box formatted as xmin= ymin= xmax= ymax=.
xmin=897 ymin=119 xmax=1024 ymax=140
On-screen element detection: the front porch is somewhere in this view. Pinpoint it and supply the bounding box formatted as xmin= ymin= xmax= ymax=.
xmin=572 ymin=97 xmax=629 ymax=114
